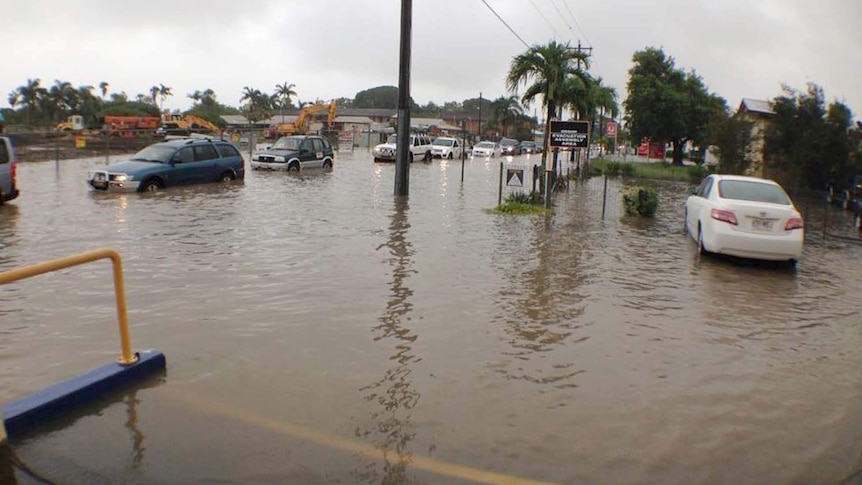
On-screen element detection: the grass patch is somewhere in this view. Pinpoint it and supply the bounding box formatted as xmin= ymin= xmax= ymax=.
xmin=486 ymin=191 xmax=550 ymax=215
xmin=590 ymin=158 xmax=707 ymax=183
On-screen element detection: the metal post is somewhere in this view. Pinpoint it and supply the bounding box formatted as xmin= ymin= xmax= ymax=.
xmin=498 ymin=161 xmax=503 ymax=207
xmin=394 ymin=0 xmax=413 ymax=197
xmin=460 ymin=122 xmax=466 ymax=183
xmin=601 ymin=173 xmax=608 ymax=220
xmin=478 ymin=92 xmax=482 ymax=140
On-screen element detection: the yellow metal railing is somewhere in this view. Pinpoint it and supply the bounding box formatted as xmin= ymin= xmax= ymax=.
xmin=0 ymin=248 xmax=138 ymax=366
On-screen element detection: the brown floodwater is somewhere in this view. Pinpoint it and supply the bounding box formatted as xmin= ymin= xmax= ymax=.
xmin=1 ymin=150 xmax=861 ymax=484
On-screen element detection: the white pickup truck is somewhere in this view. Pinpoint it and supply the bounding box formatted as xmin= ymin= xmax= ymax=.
xmin=0 ymin=136 xmax=19 ymax=203
xmin=372 ymin=133 xmax=432 ymax=162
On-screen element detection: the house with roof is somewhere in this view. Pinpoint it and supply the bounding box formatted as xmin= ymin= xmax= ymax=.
xmin=737 ymin=98 xmax=775 ymax=177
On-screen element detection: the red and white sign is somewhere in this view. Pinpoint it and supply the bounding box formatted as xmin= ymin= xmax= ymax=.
xmin=606 ymin=121 xmax=617 ymax=137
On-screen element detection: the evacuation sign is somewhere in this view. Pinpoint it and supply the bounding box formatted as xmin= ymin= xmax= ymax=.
xmin=506 ymin=168 xmax=524 ymax=187
xmin=549 ymin=120 xmax=590 ymax=148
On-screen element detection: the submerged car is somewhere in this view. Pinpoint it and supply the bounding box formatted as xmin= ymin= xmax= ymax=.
xmin=0 ymin=136 xmax=20 ymax=203
xmin=430 ymin=137 xmax=463 ymax=159
xmin=471 ymin=141 xmax=500 ymax=158
xmin=684 ymin=174 xmax=804 ymax=263
xmin=519 ymin=140 xmax=541 ymax=154
xmin=499 ymin=138 xmax=521 ymax=156
xmin=87 ymin=137 xmax=245 ymax=192
xmin=251 ymin=135 xmax=334 ymax=171
xmin=372 ymin=133 xmax=432 ymax=163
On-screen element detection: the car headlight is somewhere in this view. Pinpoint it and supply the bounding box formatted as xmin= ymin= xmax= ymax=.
xmin=275 ymin=156 xmax=286 ymax=162
xmin=114 ymin=174 xmax=132 ymax=182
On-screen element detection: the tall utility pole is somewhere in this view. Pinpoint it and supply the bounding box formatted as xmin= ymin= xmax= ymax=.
xmin=477 ymin=92 xmax=482 ymax=140
xmin=394 ymin=0 xmax=412 ymax=196
xmin=575 ymin=40 xmax=593 ymax=71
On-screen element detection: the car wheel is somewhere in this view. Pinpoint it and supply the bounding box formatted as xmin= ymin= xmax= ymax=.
xmin=447 ymin=153 xmax=453 ymax=160
xmin=373 ymin=157 xmax=380 ymax=163
xmin=288 ymin=162 xmax=300 ymax=172
xmin=697 ymin=225 xmax=708 ymax=255
xmin=424 ymin=151 xmax=431 ymax=161
xmin=409 ymin=152 xmax=414 ymax=163
xmin=323 ymin=159 xmax=333 ymax=169
xmin=141 ymin=178 xmax=162 ymax=192
xmin=219 ymin=171 xmax=235 ymax=182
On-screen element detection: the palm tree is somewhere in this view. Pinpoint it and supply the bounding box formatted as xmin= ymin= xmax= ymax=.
xmin=490 ymin=95 xmax=523 ymax=137
xmin=16 ymin=78 xmax=43 ymax=125
xmin=99 ymin=81 xmax=109 ymax=99
xmin=240 ymin=86 xmax=272 ymax=122
xmin=158 ymin=84 xmax=173 ymax=112
xmin=149 ymin=86 xmax=159 ymax=107
xmin=274 ymin=82 xmax=297 ymax=123
xmin=506 ymin=41 xmax=591 ymax=166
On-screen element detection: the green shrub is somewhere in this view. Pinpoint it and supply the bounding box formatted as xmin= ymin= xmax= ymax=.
xmin=603 ymin=160 xmax=622 ymax=176
xmin=506 ymin=190 xmax=544 ymax=205
xmin=623 ymin=186 xmax=659 ymax=217
xmin=686 ymin=164 xmax=709 ymax=183
xmin=620 ymin=163 xmax=635 ymax=177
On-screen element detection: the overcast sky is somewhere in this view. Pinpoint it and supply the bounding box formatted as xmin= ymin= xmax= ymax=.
xmin=3 ymin=0 xmax=860 ymax=118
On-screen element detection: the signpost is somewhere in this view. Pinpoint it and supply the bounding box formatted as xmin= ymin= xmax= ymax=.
xmin=547 ymin=120 xmax=590 ymax=207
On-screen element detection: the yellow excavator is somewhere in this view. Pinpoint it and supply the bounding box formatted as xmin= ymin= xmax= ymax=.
xmin=272 ymin=100 xmax=337 ymax=137
xmin=159 ymin=114 xmax=221 ymax=136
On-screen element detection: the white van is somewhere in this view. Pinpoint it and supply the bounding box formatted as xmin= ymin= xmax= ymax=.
xmin=0 ymin=137 xmax=20 ymax=203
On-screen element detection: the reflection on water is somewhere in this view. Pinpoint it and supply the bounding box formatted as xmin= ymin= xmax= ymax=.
xmin=356 ymin=197 xmax=420 ymax=484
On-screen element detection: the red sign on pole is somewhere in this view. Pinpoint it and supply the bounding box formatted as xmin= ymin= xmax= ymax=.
xmin=606 ymin=121 xmax=617 ymax=138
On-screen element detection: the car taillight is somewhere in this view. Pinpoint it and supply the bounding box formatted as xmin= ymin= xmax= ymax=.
xmin=710 ymin=208 xmax=738 ymax=225
xmin=785 ymin=217 xmax=804 ymax=231
xmin=11 ymin=161 xmax=16 ymax=185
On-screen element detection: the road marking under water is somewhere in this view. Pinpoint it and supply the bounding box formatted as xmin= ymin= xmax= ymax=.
xmin=167 ymin=388 xmax=565 ymax=485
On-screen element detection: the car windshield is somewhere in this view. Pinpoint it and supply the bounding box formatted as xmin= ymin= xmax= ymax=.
xmin=476 ymin=142 xmax=495 ymax=148
xmin=434 ymin=138 xmax=454 ymax=147
xmin=129 ymin=145 xmax=175 ymax=163
xmin=718 ymin=180 xmax=791 ymax=205
xmin=272 ymin=137 xmax=302 ymax=150
xmin=521 ymin=142 xmax=535 ymax=147
xmin=500 ymin=139 xmax=517 ymax=146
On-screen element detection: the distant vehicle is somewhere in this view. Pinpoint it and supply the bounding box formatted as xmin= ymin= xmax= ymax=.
xmin=685 ymin=174 xmax=804 ymax=264
xmin=372 ymin=133 xmax=432 ymax=163
xmin=251 ymin=135 xmax=334 ymax=171
xmin=102 ymin=116 xmax=160 ymax=137
xmin=499 ymin=138 xmax=521 ymax=156
xmin=56 ymin=115 xmax=86 ymax=132
xmin=430 ymin=137 xmax=463 ymax=159
xmin=471 ymin=141 xmax=501 ymax=158
xmin=519 ymin=140 xmax=541 ymax=154
xmin=158 ymin=114 xmax=222 ymax=137
xmin=0 ymin=136 xmax=20 ymax=203
xmin=87 ymin=137 xmax=244 ymax=192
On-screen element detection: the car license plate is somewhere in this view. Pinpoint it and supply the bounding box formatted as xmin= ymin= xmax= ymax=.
xmin=751 ymin=218 xmax=773 ymax=231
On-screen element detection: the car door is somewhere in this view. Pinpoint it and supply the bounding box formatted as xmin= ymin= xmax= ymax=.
xmin=686 ymin=176 xmax=714 ymax=236
xmin=453 ymin=139 xmax=461 ymax=158
xmin=298 ymin=139 xmax=315 ymax=169
xmin=192 ymin=144 xmax=221 ymax=182
xmin=308 ymin=138 xmax=325 ymax=169
xmin=169 ymin=147 xmax=196 ymax=186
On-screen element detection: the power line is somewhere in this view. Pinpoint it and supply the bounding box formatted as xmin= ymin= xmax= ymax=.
xmin=561 ymin=0 xmax=594 ymax=48
xmin=479 ymin=0 xmax=531 ymax=49
xmin=528 ymin=0 xmax=560 ymax=40
xmin=548 ymin=0 xmax=575 ymax=38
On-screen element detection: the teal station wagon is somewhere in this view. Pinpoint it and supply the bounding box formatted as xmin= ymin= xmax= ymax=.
xmin=87 ymin=137 xmax=245 ymax=192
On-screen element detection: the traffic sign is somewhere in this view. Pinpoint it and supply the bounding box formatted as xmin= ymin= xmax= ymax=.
xmin=606 ymin=121 xmax=617 ymax=137
xmin=506 ymin=168 xmax=524 ymax=187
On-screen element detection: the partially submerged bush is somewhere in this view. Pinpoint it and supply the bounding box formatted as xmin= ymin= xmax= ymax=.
xmin=506 ymin=190 xmax=544 ymax=205
xmin=623 ymin=186 xmax=659 ymax=217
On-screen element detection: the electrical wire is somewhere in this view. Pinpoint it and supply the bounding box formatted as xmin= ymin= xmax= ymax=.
xmin=479 ymin=0 xmax=531 ymax=49
xmin=528 ymin=0 xmax=560 ymax=40
xmin=561 ymin=0 xmax=594 ymax=48
xmin=548 ymin=0 xmax=576 ymax=38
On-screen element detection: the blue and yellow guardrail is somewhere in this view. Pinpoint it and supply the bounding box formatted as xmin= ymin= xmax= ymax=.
xmin=0 ymin=248 xmax=165 ymax=441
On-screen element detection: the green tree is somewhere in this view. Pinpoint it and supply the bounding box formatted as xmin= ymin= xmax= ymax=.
xmin=710 ymin=112 xmax=756 ymax=175
xmin=240 ymin=86 xmax=272 ymax=122
xmin=274 ymin=82 xmax=297 ymax=121
xmin=99 ymin=81 xmax=109 ymax=99
xmin=489 ymin=95 xmax=523 ymax=137
xmin=354 ymin=85 xmax=402 ymax=109
xmin=764 ymin=84 xmax=856 ymax=189
xmin=506 ymin=40 xmax=590 ymax=165
xmin=158 ymin=84 xmax=173 ymax=111
xmin=14 ymin=78 xmax=43 ymax=125
xmin=624 ymin=47 xmax=724 ymax=165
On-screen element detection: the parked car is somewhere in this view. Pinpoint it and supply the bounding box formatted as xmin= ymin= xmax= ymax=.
xmin=87 ymin=137 xmax=245 ymax=192
xmin=499 ymin=138 xmax=521 ymax=156
xmin=372 ymin=133 xmax=432 ymax=163
xmin=251 ymin=135 xmax=334 ymax=171
xmin=684 ymin=174 xmax=804 ymax=264
xmin=519 ymin=140 xmax=541 ymax=154
xmin=0 ymin=136 xmax=19 ymax=203
xmin=430 ymin=137 xmax=463 ymax=159
xmin=471 ymin=141 xmax=501 ymax=158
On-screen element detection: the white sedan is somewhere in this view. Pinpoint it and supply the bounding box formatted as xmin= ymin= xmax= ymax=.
xmin=685 ymin=174 xmax=804 ymax=263
xmin=471 ymin=141 xmax=501 ymax=158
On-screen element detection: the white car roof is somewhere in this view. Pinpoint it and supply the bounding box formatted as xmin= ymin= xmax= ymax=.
xmin=710 ymin=174 xmax=782 ymax=186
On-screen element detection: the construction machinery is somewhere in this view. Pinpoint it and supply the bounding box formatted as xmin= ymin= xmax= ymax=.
xmin=102 ymin=116 xmax=160 ymax=137
xmin=159 ymin=114 xmax=222 ymax=136
xmin=268 ymin=100 xmax=337 ymax=138
xmin=56 ymin=115 xmax=86 ymax=132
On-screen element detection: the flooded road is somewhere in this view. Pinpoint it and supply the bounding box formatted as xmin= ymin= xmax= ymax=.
xmin=2 ymin=150 xmax=862 ymax=484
